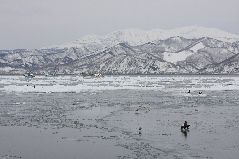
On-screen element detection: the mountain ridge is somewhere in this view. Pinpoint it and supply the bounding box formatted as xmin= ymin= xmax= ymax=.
xmin=46 ymin=26 xmax=239 ymax=49
xmin=1 ymin=26 xmax=239 ymax=75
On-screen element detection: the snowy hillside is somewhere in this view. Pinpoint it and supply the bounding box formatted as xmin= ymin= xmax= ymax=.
xmin=1 ymin=26 xmax=239 ymax=75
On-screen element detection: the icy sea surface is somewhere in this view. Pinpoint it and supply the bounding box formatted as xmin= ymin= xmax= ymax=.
xmin=0 ymin=75 xmax=239 ymax=159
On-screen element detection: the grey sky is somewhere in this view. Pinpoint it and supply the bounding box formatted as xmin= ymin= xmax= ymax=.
xmin=0 ymin=0 xmax=238 ymax=49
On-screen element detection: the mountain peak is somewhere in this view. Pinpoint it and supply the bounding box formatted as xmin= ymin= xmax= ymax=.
xmin=46 ymin=26 xmax=239 ymax=49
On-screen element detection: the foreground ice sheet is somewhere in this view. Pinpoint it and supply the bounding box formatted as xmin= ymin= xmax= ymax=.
xmin=0 ymin=75 xmax=239 ymax=159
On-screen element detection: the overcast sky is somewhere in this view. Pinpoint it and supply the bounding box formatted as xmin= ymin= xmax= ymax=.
xmin=0 ymin=0 xmax=238 ymax=49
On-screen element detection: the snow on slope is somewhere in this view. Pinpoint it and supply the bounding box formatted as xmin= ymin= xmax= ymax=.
xmin=158 ymin=26 xmax=239 ymax=42
xmin=190 ymin=42 xmax=205 ymax=52
xmin=47 ymin=26 xmax=239 ymax=49
xmin=163 ymin=51 xmax=194 ymax=64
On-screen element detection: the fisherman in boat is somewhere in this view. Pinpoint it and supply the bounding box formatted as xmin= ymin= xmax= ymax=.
xmin=181 ymin=121 xmax=190 ymax=129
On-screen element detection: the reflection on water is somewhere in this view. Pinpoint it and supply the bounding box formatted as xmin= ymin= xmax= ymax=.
xmin=181 ymin=129 xmax=189 ymax=138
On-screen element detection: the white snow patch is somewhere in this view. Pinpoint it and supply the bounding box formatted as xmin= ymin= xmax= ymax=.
xmin=163 ymin=51 xmax=194 ymax=64
xmin=190 ymin=42 xmax=205 ymax=52
xmin=0 ymin=67 xmax=15 ymax=72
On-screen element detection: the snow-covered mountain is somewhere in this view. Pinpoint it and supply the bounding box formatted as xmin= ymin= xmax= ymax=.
xmin=48 ymin=26 xmax=239 ymax=48
xmin=1 ymin=26 xmax=239 ymax=75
